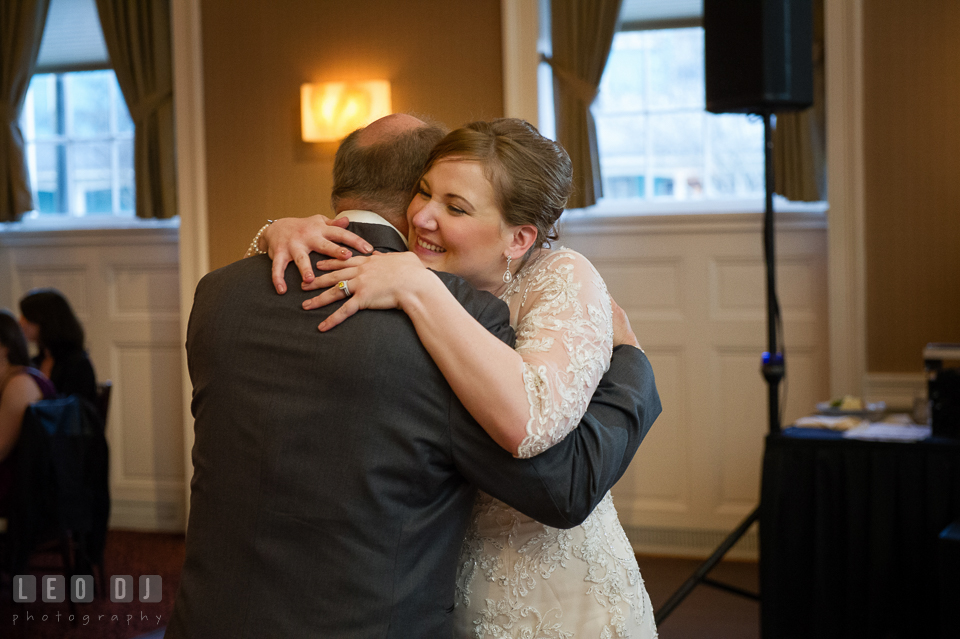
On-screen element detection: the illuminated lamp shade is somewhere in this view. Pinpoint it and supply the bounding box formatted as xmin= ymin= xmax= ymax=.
xmin=300 ymin=81 xmax=392 ymax=142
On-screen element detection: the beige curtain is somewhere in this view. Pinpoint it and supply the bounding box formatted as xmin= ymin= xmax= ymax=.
xmin=0 ymin=0 xmax=50 ymax=222
xmin=773 ymin=0 xmax=825 ymax=201
xmin=548 ymin=0 xmax=623 ymax=209
xmin=95 ymin=0 xmax=176 ymax=219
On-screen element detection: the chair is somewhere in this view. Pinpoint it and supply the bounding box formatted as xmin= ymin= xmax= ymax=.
xmin=1 ymin=396 xmax=110 ymax=593
xmin=940 ymin=520 xmax=960 ymax=638
xmin=95 ymin=380 xmax=113 ymax=426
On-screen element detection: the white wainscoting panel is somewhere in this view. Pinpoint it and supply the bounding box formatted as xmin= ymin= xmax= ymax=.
xmin=0 ymin=224 xmax=184 ymax=532
xmin=559 ymin=211 xmax=829 ymax=558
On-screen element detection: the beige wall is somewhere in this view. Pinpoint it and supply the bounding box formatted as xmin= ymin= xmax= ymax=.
xmin=200 ymin=0 xmax=504 ymax=270
xmin=197 ymin=1 xmax=960 ymax=369
xmin=863 ymin=1 xmax=960 ymax=372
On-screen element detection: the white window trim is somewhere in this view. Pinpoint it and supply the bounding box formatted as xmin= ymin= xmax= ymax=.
xmin=501 ymin=0 xmax=867 ymax=397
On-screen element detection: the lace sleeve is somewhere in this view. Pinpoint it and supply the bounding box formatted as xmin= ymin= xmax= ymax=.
xmin=512 ymin=249 xmax=613 ymax=458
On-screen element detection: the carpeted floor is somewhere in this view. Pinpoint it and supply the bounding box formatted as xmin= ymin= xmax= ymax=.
xmin=3 ymin=532 xmax=761 ymax=638
xmin=639 ymin=554 xmax=760 ymax=639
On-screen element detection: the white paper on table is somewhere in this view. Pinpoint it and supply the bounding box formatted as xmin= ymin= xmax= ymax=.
xmin=842 ymin=423 xmax=932 ymax=442
xmin=794 ymin=415 xmax=867 ymax=430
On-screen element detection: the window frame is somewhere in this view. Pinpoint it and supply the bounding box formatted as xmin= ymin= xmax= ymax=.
xmin=4 ymin=0 xmax=170 ymax=231
xmin=19 ymin=70 xmax=137 ymax=220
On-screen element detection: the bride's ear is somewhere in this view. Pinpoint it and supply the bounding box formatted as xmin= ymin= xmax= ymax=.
xmin=507 ymin=224 xmax=539 ymax=257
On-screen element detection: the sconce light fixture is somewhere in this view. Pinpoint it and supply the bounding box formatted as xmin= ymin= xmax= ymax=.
xmin=300 ymin=80 xmax=392 ymax=142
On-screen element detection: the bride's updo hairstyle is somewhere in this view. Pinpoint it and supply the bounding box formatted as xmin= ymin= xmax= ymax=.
xmin=421 ymin=118 xmax=573 ymax=253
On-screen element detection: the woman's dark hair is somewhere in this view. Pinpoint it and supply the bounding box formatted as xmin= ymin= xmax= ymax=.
xmin=0 ymin=309 xmax=30 ymax=366
xmin=18 ymin=288 xmax=86 ymax=358
xmin=422 ymin=118 xmax=573 ymax=252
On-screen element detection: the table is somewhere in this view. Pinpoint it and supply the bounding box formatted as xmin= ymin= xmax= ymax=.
xmin=760 ymin=427 xmax=960 ymax=639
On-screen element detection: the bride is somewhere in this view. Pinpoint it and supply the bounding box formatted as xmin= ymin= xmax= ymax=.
xmin=261 ymin=118 xmax=658 ymax=638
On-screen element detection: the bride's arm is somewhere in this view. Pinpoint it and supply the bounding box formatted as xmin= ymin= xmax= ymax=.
xmin=305 ymin=250 xmax=615 ymax=459
xmin=304 ymin=252 xmax=533 ymax=455
xmin=501 ymin=250 xmax=613 ymax=458
xmin=243 ymin=215 xmax=375 ymax=294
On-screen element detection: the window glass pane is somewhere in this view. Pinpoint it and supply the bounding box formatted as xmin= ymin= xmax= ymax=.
xmin=596 ymin=114 xmax=647 ymax=157
xmin=649 ymin=112 xmax=702 ymax=164
xmin=593 ymin=27 xmax=764 ymax=204
xmin=708 ymin=114 xmax=764 ymax=196
xmin=646 ymin=28 xmax=703 ymax=110
xmin=18 ymin=69 xmax=135 ymax=218
xmin=27 ymin=74 xmax=59 ymax=137
xmin=115 ymin=77 xmax=134 ymax=133
xmin=68 ymin=142 xmax=112 ymax=212
xmin=85 ymin=189 xmax=112 ymax=213
xmin=653 ymin=176 xmax=674 ymax=197
xmin=595 ymin=32 xmax=646 ymax=112
xmin=119 ymin=138 xmax=135 ymax=211
xmin=605 ymin=176 xmax=645 ymax=199
xmin=67 ymin=70 xmax=112 ymax=137
xmin=33 ymin=142 xmax=62 ymax=212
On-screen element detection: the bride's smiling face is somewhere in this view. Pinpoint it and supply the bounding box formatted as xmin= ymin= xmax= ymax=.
xmin=407 ymin=158 xmax=523 ymax=294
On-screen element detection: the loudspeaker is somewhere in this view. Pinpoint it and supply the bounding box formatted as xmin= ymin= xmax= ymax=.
xmin=704 ymin=0 xmax=814 ymax=114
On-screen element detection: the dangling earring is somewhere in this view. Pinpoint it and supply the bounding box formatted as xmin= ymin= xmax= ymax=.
xmin=502 ymin=255 xmax=513 ymax=283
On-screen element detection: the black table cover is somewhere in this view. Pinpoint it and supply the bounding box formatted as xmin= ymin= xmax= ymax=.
xmin=760 ymin=428 xmax=960 ymax=639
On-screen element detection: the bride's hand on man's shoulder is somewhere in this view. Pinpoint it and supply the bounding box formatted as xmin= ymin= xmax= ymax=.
xmin=611 ymin=296 xmax=643 ymax=351
xmin=261 ymin=215 xmax=374 ymax=295
xmin=301 ymin=252 xmax=433 ymax=332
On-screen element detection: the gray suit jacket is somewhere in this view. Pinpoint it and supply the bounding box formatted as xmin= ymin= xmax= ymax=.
xmin=166 ymin=222 xmax=661 ymax=639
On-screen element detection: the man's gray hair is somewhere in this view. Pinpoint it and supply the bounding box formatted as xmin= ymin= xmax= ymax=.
xmin=331 ymin=122 xmax=447 ymax=218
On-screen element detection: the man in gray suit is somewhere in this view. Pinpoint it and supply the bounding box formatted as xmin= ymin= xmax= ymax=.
xmin=166 ymin=115 xmax=660 ymax=638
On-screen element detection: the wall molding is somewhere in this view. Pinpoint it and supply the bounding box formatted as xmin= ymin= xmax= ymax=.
xmin=172 ymin=0 xmax=211 ymax=526
xmin=111 ymin=499 xmax=185 ymax=533
xmin=826 ymin=0 xmax=867 ymax=398
xmin=500 ymin=0 xmax=540 ymax=124
xmin=0 ymin=222 xmax=178 ymax=248
xmin=623 ymin=525 xmax=758 ymax=561
xmin=560 ymin=210 xmax=827 ymax=237
xmin=0 ymin=228 xmax=184 ymax=535
xmin=863 ymin=372 xmax=926 ymax=411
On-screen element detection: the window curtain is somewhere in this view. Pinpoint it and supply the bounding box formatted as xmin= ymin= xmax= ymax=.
xmin=773 ymin=0 xmax=825 ymax=202
xmin=95 ymin=0 xmax=176 ymax=219
xmin=548 ymin=0 xmax=623 ymax=209
xmin=0 ymin=0 xmax=50 ymax=222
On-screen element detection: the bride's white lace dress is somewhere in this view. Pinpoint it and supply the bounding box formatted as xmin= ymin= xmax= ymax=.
xmin=454 ymin=248 xmax=658 ymax=639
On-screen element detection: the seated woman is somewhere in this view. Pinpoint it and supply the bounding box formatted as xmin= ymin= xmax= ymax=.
xmin=18 ymin=288 xmax=97 ymax=405
xmin=0 ymin=310 xmax=56 ymax=517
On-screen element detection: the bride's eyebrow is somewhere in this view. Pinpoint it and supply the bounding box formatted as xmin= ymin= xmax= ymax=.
xmin=443 ymin=192 xmax=474 ymax=211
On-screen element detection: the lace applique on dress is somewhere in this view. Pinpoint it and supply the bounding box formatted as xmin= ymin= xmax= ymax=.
xmin=454 ymin=248 xmax=657 ymax=639
xmin=499 ymin=249 xmax=614 ymax=459
xmin=455 ymin=494 xmax=657 ymax=639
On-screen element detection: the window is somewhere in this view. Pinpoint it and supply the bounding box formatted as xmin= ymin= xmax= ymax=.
xmin=592 ymin=28 xmax=765 ymax=204
xmin=16 ymin=0 xmax=135 ymax=220
xmin=20 ymin=71 xmax=135 ymax=217
xmin=536 ymin=0 xmax=769 ymax=210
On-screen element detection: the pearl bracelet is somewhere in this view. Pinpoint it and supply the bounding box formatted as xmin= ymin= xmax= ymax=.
xmin=245 ymin=220 xmax=275 ymax=257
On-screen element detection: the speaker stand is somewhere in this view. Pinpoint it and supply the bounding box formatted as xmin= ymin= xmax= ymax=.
xmin=654 ymin=110 xmax=782 ymax=626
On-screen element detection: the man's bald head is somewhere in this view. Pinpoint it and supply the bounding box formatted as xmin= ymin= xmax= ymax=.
xmin=353 ymin=113 xmax=427 ymax=146
xmin=332 ymin=114 xmax=447 ymax=231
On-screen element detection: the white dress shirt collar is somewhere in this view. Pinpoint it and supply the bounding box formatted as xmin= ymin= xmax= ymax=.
xmin=334 ymin=210 xmax=408 ymax=248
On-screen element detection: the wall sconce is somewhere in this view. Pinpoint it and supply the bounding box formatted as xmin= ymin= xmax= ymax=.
xmin=300 ymin=80 xmax=392 ymax=142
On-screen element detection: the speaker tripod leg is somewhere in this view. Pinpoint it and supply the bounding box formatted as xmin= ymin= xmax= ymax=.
xmin=653 ymin=505 xmax=760 ymax=626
